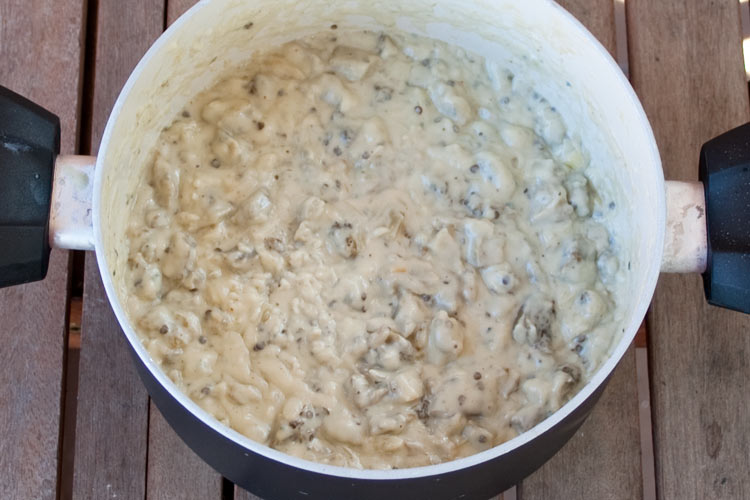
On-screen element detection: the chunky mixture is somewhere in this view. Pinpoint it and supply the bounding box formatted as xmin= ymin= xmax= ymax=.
xmin=125 ymin=30 xmax=623 ymax=469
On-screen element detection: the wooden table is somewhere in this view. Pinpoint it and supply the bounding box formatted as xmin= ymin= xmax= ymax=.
xmin=1 ymin=0 xmax=748 ymax=498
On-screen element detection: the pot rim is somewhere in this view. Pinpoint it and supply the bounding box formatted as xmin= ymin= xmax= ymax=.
xmin=93 ymin=0 xmax=665 ymax=481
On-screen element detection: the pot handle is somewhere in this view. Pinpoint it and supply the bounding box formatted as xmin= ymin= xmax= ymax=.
xmin=698 ymin=122 xmax=750 ymax=313
xmin=0 ymin=85 xmax=95 ymax=288
xmin=49 ymin=155 xmax=96 ymax=252
xmin=662 ymin=180 xmax=707 ymax=274
xmin=664 ymin=122 xmax=750 ymax=313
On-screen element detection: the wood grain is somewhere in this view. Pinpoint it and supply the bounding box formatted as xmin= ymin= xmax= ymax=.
xmin=146 ymin=405 xmax=224 ymax=499
xmin=85 ymin=1 xmax=165 ymax=153
xmin=627 ymin=0 xmax=750 ymax=498
xmin=71 ymin=1 xmax=164 ymax=499
xmin=234 ymin=486 xmax=264 ymax=500
xmin=167 ymin=0 xmax=199 ymax=23
xmin=0 ymin=252 xmax=72 ymax=500
xmin=554 ymin=0 xmax=616 ymax=55
xmin=0 ymin=0 xmax=85 ymax=150
xmin=519 ymin=2 xmax=643 ymax=498
xmin=0 ymin=0 xmax=84 ymax=498
xmin=72 ymin=258 xmax=150 ymax=499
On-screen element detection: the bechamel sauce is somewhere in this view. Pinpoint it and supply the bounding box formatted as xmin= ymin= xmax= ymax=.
xmin=124 ymin=29 xmax=624 ymax=469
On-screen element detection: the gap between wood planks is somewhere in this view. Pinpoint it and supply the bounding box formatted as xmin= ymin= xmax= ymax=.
xmin=58 ymin=0 xmax=99 ymax=498
xmin=56 ymin=0 xmax=662 ymax=498
xmin=741 ymin=0 xmax=750 ymax=95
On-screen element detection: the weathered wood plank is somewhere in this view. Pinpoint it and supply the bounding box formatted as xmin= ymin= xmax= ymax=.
xmin=85 ymin=1 xmax=165 ymax=156
xmin=72 ymin=2 xmax=164 ymax=499
xmin=555 ymin=0 xmax=616 ymax=54
xmin=520 ymin=2 xmax=643 ymax=498
xmin=235 ymin=486 xmax=264 ymax=500
xmin=73 ymin=258 xmax=150 ymax=500
xmin=143 ymin=2 xmax=225 ymax=498
xmin=146 ymin=406 xmax=224 ymax=499
xmin=0 ymin=0 xmax=84 ymax=498
xmin=0 ymin=1 xmax=85 ymax=149
xmin=167 ymin=0 xmax=198 ymax=23
xmin=627 ymin=0 xmax=750 ymax=498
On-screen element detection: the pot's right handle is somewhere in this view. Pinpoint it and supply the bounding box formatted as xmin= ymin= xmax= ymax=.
xmin=697 ymin=122 xmax=750 ymax=313
xmin=664 ymin=122 xmax=750 ymax=313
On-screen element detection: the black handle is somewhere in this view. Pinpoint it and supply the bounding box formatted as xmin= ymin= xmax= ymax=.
xmin=699 ymin=122 xmax=750 ymax=313
xmin=0 ymin=85 xmax=60 ymax=287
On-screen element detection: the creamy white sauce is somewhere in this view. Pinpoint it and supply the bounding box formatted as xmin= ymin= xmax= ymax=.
xmin=124 ymin=29 xmax=623 ymax=469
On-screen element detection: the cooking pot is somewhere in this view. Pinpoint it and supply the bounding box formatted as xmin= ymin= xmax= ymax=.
xmin=2 ymin=0 xmax=749 ymax=498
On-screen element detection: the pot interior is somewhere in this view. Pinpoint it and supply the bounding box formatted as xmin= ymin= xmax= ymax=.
xmin=94 ymin=0 xmax=663 ymax=477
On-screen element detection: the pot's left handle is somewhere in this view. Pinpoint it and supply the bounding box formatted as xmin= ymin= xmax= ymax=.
xmin=0 ymin=85 xmax=95 ymax=288
xmin=49 ymin=155 xmax=96 ymax=251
